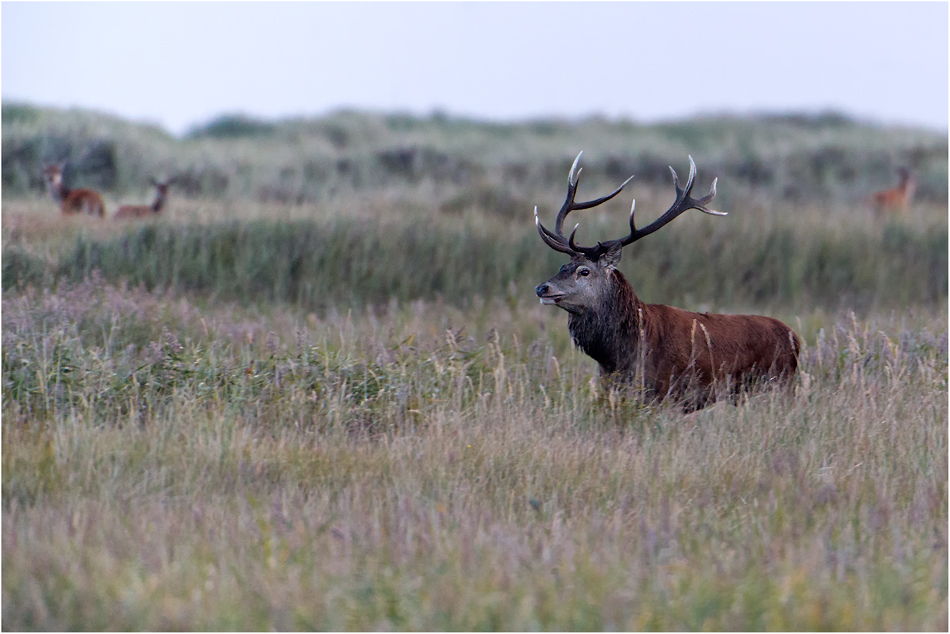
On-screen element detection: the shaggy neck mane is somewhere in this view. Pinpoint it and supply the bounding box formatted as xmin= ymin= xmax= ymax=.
xmin=567 ymin=268 xmax=644 ymax=374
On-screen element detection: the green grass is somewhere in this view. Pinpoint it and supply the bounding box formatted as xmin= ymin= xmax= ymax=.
xmin=3 ymin=197 xmax=947 ymax=315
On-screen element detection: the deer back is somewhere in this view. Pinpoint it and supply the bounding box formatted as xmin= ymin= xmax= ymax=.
xmin=115 ymin=179 xmax=173 ymax=220
xmin=61 ymin=188 xmax=106 ymax=217
xmin=114 ymin=204 xmax=154 ymax=220
xmin=639 ymin=303 xmax=799 ymax=391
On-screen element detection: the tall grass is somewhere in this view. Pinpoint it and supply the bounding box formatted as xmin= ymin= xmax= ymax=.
xmin=2 ymin=280 xmax=946 ymax=630
xmin=4 ymin=205 xmax=947 ymax=314
xmin=2 ymin=105 xmax=947 ymax=630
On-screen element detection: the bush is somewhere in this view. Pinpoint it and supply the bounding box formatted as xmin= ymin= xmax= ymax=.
xmin=185 ymin=113 xmax=277 ymax=140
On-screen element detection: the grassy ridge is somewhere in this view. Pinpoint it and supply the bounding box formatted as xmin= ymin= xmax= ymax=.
xmin=4 ymin=213 xmax=947 ymax=313
xmin=4 ymin=103 xmax=947 ymax=204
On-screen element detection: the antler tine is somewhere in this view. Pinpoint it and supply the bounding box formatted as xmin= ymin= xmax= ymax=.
xmin=568 ymin=151 xmax=583 ymax=187
xmin=554 ymin=152 xmax=584 ymax=236
xmin=697 ymin=178 xmax=725 ymax=215
xmin=577 ymin=173 xmax=635 ymax=210
xmin=553 ymin=173 xmax=635 ymax=237
xmin=535 ymin=207 xmax=575 ymax=255
xmin=536 ymin=206 xmax=568 ymax=243
xmin=553 ymin=151 xmax=634 ymax=236
xmin=670 ymin=155 xmax=697 ymax=200
xmin=625 ymin=198 xmax=638 ymax=238
xmin=611 ymin=156 xmax=725 ymax=248
xmin=567 ymin=223 xmax=582 ymax=252
xmin=672 ymin=156 xmax=723 ymax=215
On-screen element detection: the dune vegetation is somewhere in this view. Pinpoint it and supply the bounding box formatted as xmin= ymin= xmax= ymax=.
xmin=2 ymin=105 xmax=946 ymax=630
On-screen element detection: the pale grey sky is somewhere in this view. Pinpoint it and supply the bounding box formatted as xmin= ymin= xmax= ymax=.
xmin=3 ymin=2 xmax=947 ymax=135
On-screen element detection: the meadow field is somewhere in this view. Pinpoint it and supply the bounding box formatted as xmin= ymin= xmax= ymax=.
xmin=2 ymin=106 xmax=947 ymax=630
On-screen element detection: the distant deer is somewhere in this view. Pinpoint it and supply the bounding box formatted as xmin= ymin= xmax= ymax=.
xmin=866 ymin=167 xmax=916 ymax=216
xmin=114 ymin=178 xmax=175 ymax=219
xmin=42 ymin=163 xmax=106 ymax=217
xmin=535 ymin=153 xmax=800 ymax=411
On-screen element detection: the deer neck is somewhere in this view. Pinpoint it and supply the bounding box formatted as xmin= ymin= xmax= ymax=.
xmin=46 ymin=179 xmax=67 ymax=204
xmin=901 ymin=176 xmax=916 ymax=196
xmin=151 ymin=190 xmax=167 ymax=212
xmin=567 ymin=269 xmax=644 ymax=375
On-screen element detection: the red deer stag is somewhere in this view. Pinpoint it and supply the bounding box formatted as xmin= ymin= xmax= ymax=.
xmin=535 ymin=152 xmax=800 ymax=411
xmin=43 ymin=163 xmax=106 ymax=217
xmin=866 ymin=167 xmax=916 ymax=216
xmin=115 ymin=177 xmax=175 ymax=219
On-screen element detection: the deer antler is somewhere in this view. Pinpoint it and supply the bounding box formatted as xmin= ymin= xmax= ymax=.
xmin=148 ymin=175 xmax=180 ymax=188
xmin=535 ymin=151 xmax=634 ymax=256
xmin=620 ymin=156 xmax=724 ymax=245
xmin=569 ymin=156 xmax=725 ymax=258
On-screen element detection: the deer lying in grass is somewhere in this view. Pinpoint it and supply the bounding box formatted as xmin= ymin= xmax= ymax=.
xmin=115 ymin=178 xmax=175 ymax=219
xmin=535 ymin=152 xmax=800 ymax=411
xmin=43 ymin=163 xmax=106 ymax=217
xmin=866 ymin=167 xmax=916 ymax=216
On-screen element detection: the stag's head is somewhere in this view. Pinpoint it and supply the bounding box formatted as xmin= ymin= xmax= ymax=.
xmin=896 ymin=166 xmax=916 ymax=185
xmin=535 ymin=152 xmax=724 ymax=314
xmin=42 ymin=163 xmax=66 ymax=189
xmin=148 ymin=176 xmax=176 ymax=196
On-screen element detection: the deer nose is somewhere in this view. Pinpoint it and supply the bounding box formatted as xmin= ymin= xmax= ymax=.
xmin=535 ymin=283 xmax=549 ymax=297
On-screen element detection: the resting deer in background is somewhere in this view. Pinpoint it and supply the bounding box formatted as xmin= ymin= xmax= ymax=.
xmin=43 ymin=163 xmax=106 ymax=217
xmin=535 ymin=152 xmax=800 ymax=411
xmin=115 ymin=177 xmax=176 ymax=219
xmin=866 ymin=167 xmax=916 ymax=216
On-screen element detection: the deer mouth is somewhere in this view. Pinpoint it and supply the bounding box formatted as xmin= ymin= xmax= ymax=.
xmin=539 ymin=294 xmax=565 ymax=305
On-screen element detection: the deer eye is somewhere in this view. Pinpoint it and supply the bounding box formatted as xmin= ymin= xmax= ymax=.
xmin=577 ymin=267 xmax=590 ymax=277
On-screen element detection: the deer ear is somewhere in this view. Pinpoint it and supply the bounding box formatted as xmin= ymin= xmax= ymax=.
xmin=602 ymin=243 xmax=623 ymax=267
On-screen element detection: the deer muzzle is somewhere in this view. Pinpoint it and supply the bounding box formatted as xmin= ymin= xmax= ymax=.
xmin=536 ymin=283 xmax=562 ymax=305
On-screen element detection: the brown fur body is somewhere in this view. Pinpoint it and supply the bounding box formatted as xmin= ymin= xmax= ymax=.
xmin=115 ymin=179 xmax=172 ymax=220
xmin=114 ymin=202 xmax=160 ymax=220
xmin=566 ymin=269 xmax=799 ymax=409
xmin=43 ymin=164 xmax=105 ymax=217
xmin=866 ymin=168 xmax=916 ymax=216
xmin=61 ymin=188 xmax=106 ymax=216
